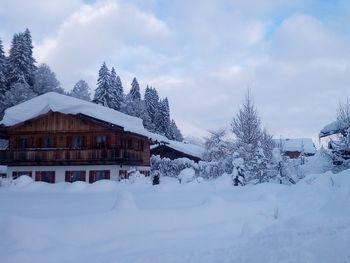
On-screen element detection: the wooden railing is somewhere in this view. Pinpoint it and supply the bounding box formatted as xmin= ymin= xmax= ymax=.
xmin=0 ymin=148 xmax=144 ymax=165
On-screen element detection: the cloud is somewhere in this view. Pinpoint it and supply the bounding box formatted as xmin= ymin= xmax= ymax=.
xmin=3 ymin=0 xmax=350 ymax=140
xmin=35 ymin=0 xmax=171 ymax=90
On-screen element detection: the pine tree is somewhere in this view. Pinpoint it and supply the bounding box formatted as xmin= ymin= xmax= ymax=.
xmin=0 ymin=38 xmax=7 ymax=117
xmin=32 ymin=64 xmax=63 ymax=95
xmin=130 ymin=77 xmax=141 ymax=101
xmin=1 ymin=82 xmax=36 ymax=114
xmin=0 ymin=38 xmax=6 ymax=94
xmin=144 ymin=86 xmax=159 ymax=131
xmin=93 ymin=62 xmax=114 ymax=108
xmin=203 ymin=129 xmax=231 ymax=162
xmin=169 ymin=119 xmax=183 ymax=141
xmin=154 ymin=98 xmax=171 ymax=137
xmin=6 ymin=30 xmax=36 ymax=87
xmin=110 ymin=67 xmax=124 ymax=110
xmin=23 ymin=29 xmax=36 ymax=86
xmin=70 ymin=80 xmax=91 ymax=101
xmin=230 ymin=90 xmax=273 ymax=183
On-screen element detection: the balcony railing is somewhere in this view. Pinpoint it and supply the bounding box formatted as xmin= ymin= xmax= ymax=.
xmin=0 ymin=148 xmax=144 ymax=165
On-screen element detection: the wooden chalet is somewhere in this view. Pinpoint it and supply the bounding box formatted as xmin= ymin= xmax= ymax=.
xmin=151 ymin=141 xmax=204 ymax=162
xmin=274 ymin=138 xmax=316 ymax=159
xmin=0 ymin=92 xmax=153 ymax=183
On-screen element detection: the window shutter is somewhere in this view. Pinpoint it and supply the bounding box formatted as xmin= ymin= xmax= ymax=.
xmin=89 ymin=171 xmax=95 ymax=183
xmin=81 ymin=171 xmax=86 ymax=182
xmin=35 ymin=171 xmax=41 ymax=181
xmin=105 ymin=170 xmax=110 ymax=180
xmin=65 ymin=171 xmax=71 ymax=182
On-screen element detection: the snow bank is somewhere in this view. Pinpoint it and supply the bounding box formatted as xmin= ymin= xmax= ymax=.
xmin=178 ymin=168 xmax=196 ymax=184
xmin=1 ymin=169 xmax=350 ymax=263
xmin=111 ymin=191 xmax=138 ymax=212
xmin=13 ymin=175 xmax=34 ymax=188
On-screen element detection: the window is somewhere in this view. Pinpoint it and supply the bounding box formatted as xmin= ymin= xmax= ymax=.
xmin=119 ymin=170 xmax=128 ymax=180
xmin=35 ymin=171 xmax=55 ymax=183
xmin=12 ymin=171 xmax=32 ymax=179
xmin=42 ymin=137 xmax=53 ymax=148
xmin=65 ymin=171 xmax=86 ymax=182
xmin=96 ymin=135 xmax=107 ymax=148
xmin=72 ymin=137 xmax=83 ymax=149
xmin=89 ymin=170 xmax=110 ymax=183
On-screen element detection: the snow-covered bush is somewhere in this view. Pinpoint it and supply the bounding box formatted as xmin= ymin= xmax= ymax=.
xmin=178 ymin=168 xmax=196 ymax=184
xmin=151 ymin=155 xmax=198 ymax=178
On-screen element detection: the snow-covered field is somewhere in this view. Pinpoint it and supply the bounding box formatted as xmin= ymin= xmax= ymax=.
xmin=1 ymin=172 xmax=350 ymax=263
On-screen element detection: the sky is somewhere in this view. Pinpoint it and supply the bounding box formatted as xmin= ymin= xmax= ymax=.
xmin=1 ymin=0 xmax=350 ymax=141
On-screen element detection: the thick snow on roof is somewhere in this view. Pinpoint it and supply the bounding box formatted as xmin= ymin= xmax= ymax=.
xmin=319 ymin=120 xmax=345 ymax=138
xmin=274 ymin=138 xmax=316 ymax=154
xmin=152 ymin=140 xmax=205 ymax=159
xmin=0 ymin=92 xmax=166 ymax=141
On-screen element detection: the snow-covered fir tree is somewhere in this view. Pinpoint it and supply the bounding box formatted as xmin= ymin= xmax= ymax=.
xmin=32 ymin=64 xmax=63 ymax=95
xmin=93 ymin=62 xmax=115 ymax=108
xmin=70 ymin=80 xmax=91 ymax=101
xmin=0 ymin=38 xmax=6 ymax=94
xmin=130 ymin=77 xmax=141 ymax=101
xmin=144 ymin=86 xmax=159 ymax=132
xmin=110 ymin=67 xmax=124 ymax=110
xmin=230 ymin=90 xmax=273 ymax=183
xmin=203 ymin=129 xmax=231 ymax=162
xmin=169 ymin=119 xmax=183 ymax=142
xmin=154 ymin=98 xmax=171 ymax=137
xmin=1 ymin=82 xmax=36 ymax=112
xmin=0 ymin=38 xmax=7 ymax=116
xmin=124 ymin=78 xmax=143 ymax=118
xmin=6 ymin=29 xmax=36 ymax=87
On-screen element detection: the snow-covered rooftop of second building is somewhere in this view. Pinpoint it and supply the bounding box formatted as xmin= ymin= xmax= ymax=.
xmin=152 ymin=140 xmax=205 ymax=159
xmin=273 ymin=138 xmax=316 ymax=154
xmin=0 ymin=92 xmax=168 ymax=142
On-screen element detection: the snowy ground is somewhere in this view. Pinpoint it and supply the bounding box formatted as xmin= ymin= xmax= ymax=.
xmin=1 ymin=171 xmax=350 ymax=263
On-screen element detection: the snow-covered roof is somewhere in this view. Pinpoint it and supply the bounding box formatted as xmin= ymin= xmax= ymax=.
xmin=273 ymin=138 xmax=316 ymax=154
xmin=151 ymin=140 xmax=205 ymax=159
xmin=319 ymin=120 xmax=345 ymax=138
xmin=0 ymin=92 xmax=168 ymax=142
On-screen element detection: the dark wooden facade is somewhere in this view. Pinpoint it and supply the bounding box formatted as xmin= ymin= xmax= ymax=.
xmin=0 ymin=111 xmax=150 ymax=166
xmin=151 ymin=144 xmax=201 ymax=162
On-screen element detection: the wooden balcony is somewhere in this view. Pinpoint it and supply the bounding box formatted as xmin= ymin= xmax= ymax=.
xmin=0 ymin=148 xmax=145 ymax=166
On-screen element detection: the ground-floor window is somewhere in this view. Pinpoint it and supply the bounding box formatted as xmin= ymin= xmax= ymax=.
xmin=35 ymin=171 xmax=55 ymax=183
xmin=89 ymin=170 xmax=110 ymax=183
xmin=12 ymin=171 xmax=32 ymax=179
xmin=65 ymin=171 xmax=86 ymax=183
xmin=139 ymin=170 xmax=150 ymax=177
xmin=119 ymin=170 xmax=128 ymax=180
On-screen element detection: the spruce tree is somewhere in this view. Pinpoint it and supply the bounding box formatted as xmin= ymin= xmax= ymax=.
xmin=154 ymin=98 xmax=171 ymax=137
xmin=130 ymin=77 xmax=141 ymax=101
xmin=93 ymin=62 xmax=114 ymax=108
xmin=144 ymin=86 xmax=159 ymax=131
xmin=169 ymin=119 xmax=183 ymax=141
xmin=23 ymin=29 xmax=36 ymax=86
xmin=70 ymin=80 xmax=91 ymax=101
xmin=110 ymin=67 xmax=124 ymax=110
xmin=6 ymin=30 xmax=36 ymax=87
xmin=0 ymin=38 xmax=7 ymax=117
xmin=0 ymin=38 xmax=6 ymax=93
xmin=230 ymin=90 xmax=273 ymax=183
